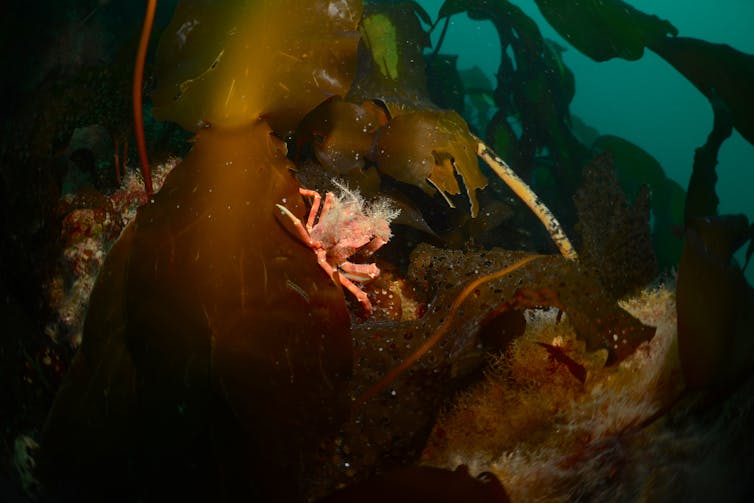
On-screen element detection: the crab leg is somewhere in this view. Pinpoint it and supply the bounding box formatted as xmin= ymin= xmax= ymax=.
xmin=298 ymin=188 xmax=322 ymax=232
xmin=318 ymin=191 xmax=335 ymax=223
xmin=275 ymin=205 xmax=372 ymax=307
xmin=333 ymin=270 xmax=373 ymax=313
xmin=313 ymin=248 xmax=337 ymax=278
xmin=360 ymin=236 xmax=388 ymax=257
xmin=275 ymin=203 xmax=317 ymax=247
xmin=318 ymin=252 xmax=374 ymax=313
xmin=339 ymin=261 xmax=380 ymax=282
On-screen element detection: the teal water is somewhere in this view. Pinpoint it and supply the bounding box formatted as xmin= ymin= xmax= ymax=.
xmin=420 ymin=0 xmax=754 ymax=282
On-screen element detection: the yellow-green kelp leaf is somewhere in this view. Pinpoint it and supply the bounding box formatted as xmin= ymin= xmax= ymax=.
xmin=373 ymin=110 xmax=487 ymax=216
xmin=533 ymin=0 xmax=677 ymax=62
xmin=361 ymin=14 xmax=400 ymax=81
xmin=348 ymin=1 xmax=433 ymax=114
xmin=152 ymin=0 xmax=363 ymax=133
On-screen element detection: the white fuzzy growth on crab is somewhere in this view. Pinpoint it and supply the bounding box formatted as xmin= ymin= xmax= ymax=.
xmin=309 ymin=180 xmax=400 ymax=265
xmin=275 ymin=180 xmax=400 ymax=313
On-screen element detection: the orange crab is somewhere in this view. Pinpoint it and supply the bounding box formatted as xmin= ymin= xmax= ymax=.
xmin=276 ymin=181 xmax=399 ymax=313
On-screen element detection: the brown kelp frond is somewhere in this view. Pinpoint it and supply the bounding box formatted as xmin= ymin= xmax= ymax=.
xmin=355 ymin=254 xmax=544 ymax=407
xmin=339 ymin=2 xmax=490 ymax=217
xmin=677 ymin=96 xmax=754 ymax=396
xmin=574 ymin=152 xmax=657 ymax=298
xmin=349 ymin=1 xmax=434 ymax=111
xmin=373 ymin=110 xmax=488 ymax=216
xmin=405 ymin=245 xmax=655 ymax=365
xmin=591 ymin=135 xmax=686 ymax=269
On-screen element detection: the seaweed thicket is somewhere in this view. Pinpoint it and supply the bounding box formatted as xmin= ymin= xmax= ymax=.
xmin=1 ymin=0 xmax=753 ymax=500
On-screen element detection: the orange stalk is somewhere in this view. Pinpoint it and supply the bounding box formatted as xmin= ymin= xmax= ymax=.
xmin=133 ymin=0 xmax=157 ymax=196
xmin=355 ymin=254 xmax=544 ymax=407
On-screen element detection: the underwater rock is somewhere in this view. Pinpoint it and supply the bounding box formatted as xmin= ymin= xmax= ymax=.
xmin=46 ymin=161 xmax=178 ymax=348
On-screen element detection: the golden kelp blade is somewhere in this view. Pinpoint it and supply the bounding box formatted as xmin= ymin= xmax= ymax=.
xmin=152 ymin=0 xmax=363 ymax=133
xmin=373 ymin=110 xmax=488 ymax=217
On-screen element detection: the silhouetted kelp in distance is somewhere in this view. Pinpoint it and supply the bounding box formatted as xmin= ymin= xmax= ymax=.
xmin=509 ymin=0 xmax=754 ymax=407
xmin=677 ymin=96 xmax=754 ymax=400
xmin=514 ymin=0 xmax=754 ymax=400
xmin=33 ymin=0 xmax=754 ymax=501
xmin=437 ymin=0 xmax=754 ymax=270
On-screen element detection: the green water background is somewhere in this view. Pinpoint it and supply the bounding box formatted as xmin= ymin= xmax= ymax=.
xmin=419 ymin=0 xmax=754 ymax=283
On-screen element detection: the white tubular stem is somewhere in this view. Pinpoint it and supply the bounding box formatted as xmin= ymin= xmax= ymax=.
xmin=476 ymin=139 xmax=579 ymax=261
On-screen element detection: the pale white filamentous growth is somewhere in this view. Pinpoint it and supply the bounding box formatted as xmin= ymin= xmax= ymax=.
xmin=320 ymin=179 xmax=401 ymax=242
xmin=424 ymin=286 xmax=682 ymax=502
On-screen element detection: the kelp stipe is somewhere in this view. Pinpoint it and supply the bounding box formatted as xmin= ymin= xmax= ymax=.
xmin=132 ymin=0 xmax=157 ymax=195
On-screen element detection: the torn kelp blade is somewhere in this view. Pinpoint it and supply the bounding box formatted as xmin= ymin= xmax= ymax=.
xmin=373 ymin=110 xmax=488 ymax=217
